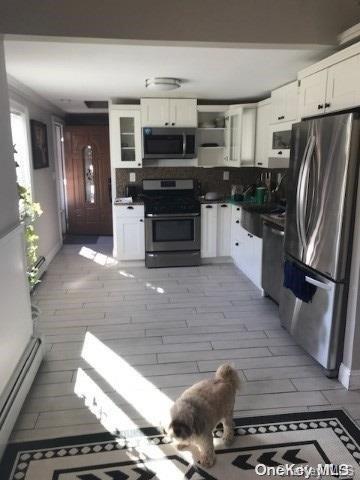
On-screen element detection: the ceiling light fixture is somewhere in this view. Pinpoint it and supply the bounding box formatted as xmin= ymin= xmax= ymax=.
xmin=145 ymin=77 xmax=181 ymax=91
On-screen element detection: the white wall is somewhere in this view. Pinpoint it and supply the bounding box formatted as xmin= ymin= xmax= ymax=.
xmin=0 ymin=42 xmax=18 ymax=237
xmin=8 ymin=83 xmax=63 ymax=263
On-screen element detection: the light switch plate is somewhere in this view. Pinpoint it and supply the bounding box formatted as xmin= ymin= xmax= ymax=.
xmin=129 ymin=172 xmax=136 ymax=182
xmin=223 ymin=171 xmax=230 ymax=181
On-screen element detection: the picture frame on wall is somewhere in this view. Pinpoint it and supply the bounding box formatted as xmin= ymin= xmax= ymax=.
xmin=30 ymin=119 xmax=49 ymax=169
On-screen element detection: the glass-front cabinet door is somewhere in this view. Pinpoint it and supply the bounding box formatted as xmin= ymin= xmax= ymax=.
xmin=224 ymin=108 xmax=242 ymax=167
xmin=109 ymin=109 xmax=142 ymax=168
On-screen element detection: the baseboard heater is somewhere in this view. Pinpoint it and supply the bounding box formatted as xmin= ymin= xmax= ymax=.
xmin=0 ymin=336 xmax=43 ymax=458
xmin=31 ymin=256 xmax=46 ymax=287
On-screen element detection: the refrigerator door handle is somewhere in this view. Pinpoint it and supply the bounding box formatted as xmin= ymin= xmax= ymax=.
xmin=297 ymin=136 xmax=316 ymax=250
xmin=305 ymin=275 xmax=331 ymax=290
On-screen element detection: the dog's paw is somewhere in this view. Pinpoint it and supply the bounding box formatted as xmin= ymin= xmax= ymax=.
xmin=198 ymin=452 xmax=216 ymax=468
xmin=223 ymin=430 xmax=234 ymax=446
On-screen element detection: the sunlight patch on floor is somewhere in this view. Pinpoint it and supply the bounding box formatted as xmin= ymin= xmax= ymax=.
xmin=81 ymin=332 xmax=174 ymax=428
xmin=78 ymin=246 xmax=118 ymax=267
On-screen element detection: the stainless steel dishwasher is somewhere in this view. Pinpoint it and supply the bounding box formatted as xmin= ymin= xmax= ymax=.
xmin=262 ymin=220 xmax=284 ymax=303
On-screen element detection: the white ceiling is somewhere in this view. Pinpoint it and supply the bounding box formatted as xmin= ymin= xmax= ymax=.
xmin=4 ymin=39 xmax=331 ymax=113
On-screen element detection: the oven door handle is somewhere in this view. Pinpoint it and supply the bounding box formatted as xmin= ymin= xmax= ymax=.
xmin=182 ymin=133 xmax=187 ymax=157
xmin=146 ymin=212 xmax=200 ymax=218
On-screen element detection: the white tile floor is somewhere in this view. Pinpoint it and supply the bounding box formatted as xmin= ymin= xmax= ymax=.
xmin=11 ymin=241 xmax=360 ymax=442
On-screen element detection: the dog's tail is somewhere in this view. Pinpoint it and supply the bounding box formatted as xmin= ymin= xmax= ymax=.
xmin=215 ymin=363 xmax=240 ymax=391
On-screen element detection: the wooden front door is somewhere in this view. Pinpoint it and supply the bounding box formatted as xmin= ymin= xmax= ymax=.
xmin=64 ymin=126 xmax=112 ymax=235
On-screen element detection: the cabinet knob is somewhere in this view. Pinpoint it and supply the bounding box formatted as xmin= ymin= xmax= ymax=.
xmin=171 ymin=122 xmax=175 ymax=126
xmin=278 ymin=151 xmax=283 ymax=155
xmin=257 ymin=162 xmax=263 ymax=165
xmin=236 ymin=220 xmax=240 ymax=224
xmin=127 ymin=206 xmax=134 ymax=209
xmin=248 ymin=233 xmax=253 ymax=238
xmin=237 ymin=207 xmax=240 ymax=211
xmin=325 ymin=102 xmax=331 ymax=108
xmin=205 ymin=205 xmax=213 ymax=209
xmin=278 ymin=115 xmax=285 ymax=120
xmin=140 ymin=219 xmax=144 ymax=222
xmin=165 ymin=122 xmax=169 ymax=126
xmin=137 ymin=163 xmax=141 ymax=167
xmin=318 ymin=104 xmax=324 ymax=110
xmin=235 ymin=242 xmax=239 ymax=246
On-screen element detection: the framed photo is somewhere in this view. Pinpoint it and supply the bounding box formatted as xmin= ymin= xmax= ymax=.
xmin=30 ymin=120 xmax=49 ymax=169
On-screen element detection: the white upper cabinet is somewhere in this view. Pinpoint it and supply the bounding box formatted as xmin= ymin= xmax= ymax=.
xmin=298 ymin=70 xmax=328 ymax=118
xmin=140 ymin=99 xmax=170 ymax=126
xmin=270 ymin=81 xmax=298 ymax=124
xmin=325 ymin=55 xmax=360 ymax=113
xmin=298 ymin=46 xmax=360 ymax=119
xmin=255 ymin=99 xmax=271 ymax=167
xmin=141 ymin=98 xmax=197 ymax=127
xmin=224 ymin=106 xmax=256 ymax=167
xmin=169 ymin=99 xmax=197 ymax=127
xmin=109 ymin=108 xmax=142 ymax=169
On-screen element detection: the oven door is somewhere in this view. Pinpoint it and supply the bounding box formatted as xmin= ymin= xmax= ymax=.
xmin=142 ymin=128 xmax=196 ymax=159
xmin=145 ymin=214 xmax=201 ymax=252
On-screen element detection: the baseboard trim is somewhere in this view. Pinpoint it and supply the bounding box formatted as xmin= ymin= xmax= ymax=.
xmin=338 ymin=362 xmax=360 ymax=390
xmin=0 ymin=337 xmax=43 ymax=458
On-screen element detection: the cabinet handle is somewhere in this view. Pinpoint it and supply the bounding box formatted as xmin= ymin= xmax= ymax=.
xmin=317 ymin=104 xmax=324 ymax=110
xmin=139 ymin=219 xmax=144 ymax=222
xmin=278 ymin=115 xmax=285 ymax=120
xmin=325 ymin=102 xmax=331 ymax=108
xmin=221 ymin=204 xmax=227 ymax=208
xmin=235 ymin=242 xmax=239 ymax=246
xmin=257 ymin=162 xmax=263 ymax=165
xmin=236 ymin=220 xmax=240 ymax=224
xmin=278 ymin=151 xmax=283 ymax=155
xmin=205 ymin=205 xmax=213 ymax=209
xmin=247 ymin=233 xmax=253 ymax=238
xmin=127 ymin=206 xmax=134 ymax=210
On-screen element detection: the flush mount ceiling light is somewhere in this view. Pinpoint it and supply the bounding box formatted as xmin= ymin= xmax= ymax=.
xmin=145 ymin=77 xmax=181 ymax=91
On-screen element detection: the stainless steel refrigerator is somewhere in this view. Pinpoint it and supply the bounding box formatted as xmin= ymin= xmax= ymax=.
xmin=280 ymin=111 xmax=360 ymax=376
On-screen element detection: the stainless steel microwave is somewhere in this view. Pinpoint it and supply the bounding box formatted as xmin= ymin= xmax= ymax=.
xmin=142 ymin=127 xmax=197 ymax=159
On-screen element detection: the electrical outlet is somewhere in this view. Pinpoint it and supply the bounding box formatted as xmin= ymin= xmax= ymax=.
xmin=223 ymin=171 xmax=230 ymax=181
xmin=129 ymin=172 xmax=136 ymax=182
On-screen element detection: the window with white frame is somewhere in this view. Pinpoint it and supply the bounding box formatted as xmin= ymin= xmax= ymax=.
xmin=10 ymin=110 xmax=32 ymax=193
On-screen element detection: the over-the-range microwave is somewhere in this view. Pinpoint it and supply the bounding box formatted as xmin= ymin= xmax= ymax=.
xmin=142 ymin=127 xmax=197 ymax=159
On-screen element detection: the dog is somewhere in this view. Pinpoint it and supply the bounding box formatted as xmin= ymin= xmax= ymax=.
xmin=167 ymin=364 xmax=240 ymax=468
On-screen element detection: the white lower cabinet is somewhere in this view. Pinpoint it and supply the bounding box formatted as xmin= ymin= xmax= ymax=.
xmin=217 ymin=203 xmax=231 ymax=256
xmin=231 ymin=205 xmax=263 ymax=289
xmin=201 ymin=204 xmax=218 ymax=258
xmin=114 ymin=205 xmax=145 ymax=260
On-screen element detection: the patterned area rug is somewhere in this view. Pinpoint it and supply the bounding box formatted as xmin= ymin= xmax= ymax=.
xmin=1 ymin=410 xmax=360 ymax=480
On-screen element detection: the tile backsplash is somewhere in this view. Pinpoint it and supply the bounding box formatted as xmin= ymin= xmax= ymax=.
xmin=116 ymin=166 xmax=286 ymax=198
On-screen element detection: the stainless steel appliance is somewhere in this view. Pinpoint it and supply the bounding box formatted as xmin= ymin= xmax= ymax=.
xmin=142 ymin=127 xmax=197 ymax=159
xmin=280 ymin=111 xmax=360 ymax=376
xmin=262 ymin=220 xmax=285 ymax=304
xmin=143 ymin=179 xmax=201 ymax=268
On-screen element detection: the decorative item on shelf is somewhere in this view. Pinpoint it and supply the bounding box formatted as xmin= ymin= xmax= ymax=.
xmin=30 ymin=119 xmax=49 ymax=169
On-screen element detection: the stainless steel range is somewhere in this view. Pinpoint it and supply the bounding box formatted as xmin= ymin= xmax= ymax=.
xmin=143 ymin=179 xmax=201 ymax=268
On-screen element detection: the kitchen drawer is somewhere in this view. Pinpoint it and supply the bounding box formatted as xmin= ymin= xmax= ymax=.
xmin=115 ymin=205 xmax=144 ymax=218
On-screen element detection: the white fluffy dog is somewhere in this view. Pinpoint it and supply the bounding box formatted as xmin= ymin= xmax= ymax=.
xmin=168 ymin=364 xmax=240 ymax=468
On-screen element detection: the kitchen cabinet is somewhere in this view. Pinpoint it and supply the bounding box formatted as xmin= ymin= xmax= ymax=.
xmin=109 ymin=109 xmax=142 ymax=169
xmin=299 ymin=54 xmax=360 ymax=119
xmin=224 ymin=107 xmax=256 ymax=167
xmin=255 ymin=99 xmax=271 ymax=167
xmin=325 ymin=55 xmax=360 ymax=113
xmin=267 ymin=123 xmax=292 ymax=168
xmin=114 ymin=205 xmax=145 ymax=260
xmin=231 ymin=205 xmax=263 ymax=289
xmin=270 ymin=81 xmax=298 ymax=124
xmin=140 ymin=98 xmax=197 ymax=127
xmin=217 ymin=203 xmax=231 ymax=256
xmin=201 ymin=203 xmax=218 ymax=258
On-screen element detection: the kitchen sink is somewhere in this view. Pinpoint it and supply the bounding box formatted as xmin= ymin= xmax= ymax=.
xmin=240 ymin=204 xmax=282 ymax=238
